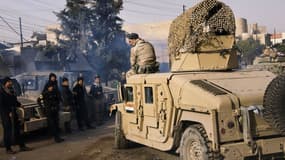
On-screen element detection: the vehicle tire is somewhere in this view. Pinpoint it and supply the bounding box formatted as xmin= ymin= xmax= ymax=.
xmin=263 ymin=73 xmax=285 ymax=135
xmin=114 ymin=111 xmax=128 ymax=149
xmin=180 ymin=124 xmax=217 ymax=160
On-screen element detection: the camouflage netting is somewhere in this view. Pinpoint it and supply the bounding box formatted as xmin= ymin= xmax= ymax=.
xmin=168 ymin=0 xmax=236 ymax=62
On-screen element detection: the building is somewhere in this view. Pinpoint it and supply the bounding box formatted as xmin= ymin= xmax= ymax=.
xmin=235 ymin=18 xmax=271 ymax=45
xmin=270 ymin=33 xmax=285 ymax=45
xmin=46 ymin=24 xmax=63 ymax=45
xmin=248 ymin=23 xmax=267 ymax=35
xmin=235 ymin=18 xmax=248 ymax=37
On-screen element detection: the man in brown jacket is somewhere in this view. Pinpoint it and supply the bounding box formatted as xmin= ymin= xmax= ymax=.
xmin=126 ymin=33 xmax=159 ymax=76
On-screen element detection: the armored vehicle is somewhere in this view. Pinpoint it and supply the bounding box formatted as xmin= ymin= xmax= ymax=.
xmin=13 ymin=71 xmax=79 ymax=100
xmin=112 ymin=0 xmax=285 ymax=159
xmin=247 ymin=47 xmax=285 ymax=75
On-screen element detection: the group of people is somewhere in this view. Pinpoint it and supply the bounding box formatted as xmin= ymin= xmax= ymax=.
xmin=0 ymin=73 xmax=105 ymax=154
xmin=40 ymin=73 xmax=106 ymax=143
xmin=0 ymin=32 xmax=157 ymax=155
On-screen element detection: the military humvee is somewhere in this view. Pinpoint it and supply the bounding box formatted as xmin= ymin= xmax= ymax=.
xmin=13 ymin=71 xmax=79 ymax=100
xmin=112 ymin=0 xmax=285 ymax=159
xmin=247 ymin=48 xmax=285 ymax=75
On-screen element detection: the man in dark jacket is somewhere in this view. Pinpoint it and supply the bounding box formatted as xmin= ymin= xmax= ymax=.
xmin=61 ymin=77 xmax=74 ymax=133
xmin=43 ymin=73 xmax=61 ymax=98
xmin=0 ymin=77 xmax=31 ymax=154
xmin=73 ymin=77 xmax=93 ymax=130
xmin=89 ymin=75 xmax=104 ymax=125
xmin=42 ymin=82 xmax=64 ymax=143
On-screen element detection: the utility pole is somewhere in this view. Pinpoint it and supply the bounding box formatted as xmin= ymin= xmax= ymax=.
xmin=183 ymin=4 xmax=186 ymax=13
xmin=19 ymin=17 xmax=23 ymax=49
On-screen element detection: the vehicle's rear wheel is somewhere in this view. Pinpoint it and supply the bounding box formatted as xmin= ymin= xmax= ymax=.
xmin=114 ymin=111 xmax=129 ymax=149
xmin=180 ymin=124 xmax=216 ymax=160
xmin=263 ymin=73 xmax=285 ymax=135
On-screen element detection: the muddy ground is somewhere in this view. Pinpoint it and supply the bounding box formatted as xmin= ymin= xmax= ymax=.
xmin=0 ymin=119 xmax=178 ymax=160
xmin=69 ymin=136 xmax=179 ymax=160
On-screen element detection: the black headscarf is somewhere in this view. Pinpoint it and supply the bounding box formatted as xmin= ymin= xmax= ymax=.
xmin=2 ymin=77 xmax=12 ymax=86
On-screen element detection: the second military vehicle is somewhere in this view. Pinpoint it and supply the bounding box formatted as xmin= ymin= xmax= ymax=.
xmin=112 ymin=0 xmax=285 ymax=159
xmin=247 ymin=47 xmax=285 ymax=75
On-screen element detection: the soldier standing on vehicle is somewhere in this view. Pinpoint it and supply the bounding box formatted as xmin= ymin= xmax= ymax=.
xmin=42 ymin=82 xmax=64 ymax=143
xmin=60 ymin=77 xmax=74 ymax=133
xmin=73 ymin=77 xmax=94 ymax=131
xmin=126 ymin=33 xmax=159 ymax=77
xmin=0 ymin=77 xmax=32 ymax=154
xmin=89 ymin=75 xmax=104 ymax=125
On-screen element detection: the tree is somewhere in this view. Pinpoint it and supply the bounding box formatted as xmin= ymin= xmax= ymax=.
xmin=87 ymin=0 xmax=129 ymax=83
xmin=56 ymin=0 xmax=129 ymax=83
xmin=274 ymin=43 xmax=285 ymax=53
xmin=56 ymin=0 xmax=89 ymax=58
xmin=236 ymin=38 xmax=265 ymax=65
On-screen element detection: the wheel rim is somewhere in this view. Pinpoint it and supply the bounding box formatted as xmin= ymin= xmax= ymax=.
xmin=189 ymin=140 xmax=203 ymax=160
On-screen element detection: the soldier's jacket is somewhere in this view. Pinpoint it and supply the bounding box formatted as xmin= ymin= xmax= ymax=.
xmin=72 ymin=84 xmax=86 ymax=106
xmin=130 ymin=39 xmax=156 ymax=68
xmin=0 ymin=86 xmax=21 ymax=116
xmin=42 ymin=90 xmax=61 ymax=112
xmin=89 ymin=83 xmax=104 ymax=99
xmin=61 ymin=86 xmax=74 ymax=106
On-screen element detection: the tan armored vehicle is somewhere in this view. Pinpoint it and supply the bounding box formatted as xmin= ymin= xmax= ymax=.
xmin=112 ymin=0 xmax=285 ymax=159
xmin=248 ymin=47 xmax=285 ymax=75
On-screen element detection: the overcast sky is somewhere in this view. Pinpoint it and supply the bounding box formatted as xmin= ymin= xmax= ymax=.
xmin=0 ymin=0 xmax=284 ymax=43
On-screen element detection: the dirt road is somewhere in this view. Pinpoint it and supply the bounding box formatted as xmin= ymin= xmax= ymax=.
xmin=69 ymin=136 xmax=178 ymax=160
xmin=0 ymin=119 xmax=178 ymax=160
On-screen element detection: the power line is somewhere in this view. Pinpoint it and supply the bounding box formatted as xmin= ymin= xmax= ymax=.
xmin=37 ymin=0 xmax=64 ymax=9
xmin=0 ymin=34 xmax=18 ymax=43
xmin=0 ymin=16 xmax=28 ymax=41
xmin=124 ymin=9 xmax=177 ymax=17
xmin=0 ymin=8 xmax=57 ymax=24
xmin=125 ymin=1 xmax=180 ymax=11
xmin=0 ymin=15 xmax=46 ymax=29
xmin=163 ymin=0 xmax=182 ymax=6
xmin=26 ymin=0 xmax=61 ymax=11
xmin=0 ymin=24 xmax=36 ymax=33
xmin=0 ymin=19 xmax=45 ymax=34
xmin=148 ymin=0 xmax=182 ymax=8
xmin=124 ymin=0 xmax=181 ymax=6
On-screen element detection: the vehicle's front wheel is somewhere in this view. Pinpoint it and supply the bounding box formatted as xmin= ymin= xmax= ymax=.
xmin=114 ymin=111 xmax=129 ymax=149
xmin=180 ymin=124 xmax=215 ymax=160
